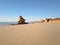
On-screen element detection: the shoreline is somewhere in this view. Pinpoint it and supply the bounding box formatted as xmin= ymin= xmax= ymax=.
xmin=0 ymin=22 xmax=60 ymax=45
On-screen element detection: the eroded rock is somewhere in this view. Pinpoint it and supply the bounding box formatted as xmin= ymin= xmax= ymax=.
xmin=18 ymin=16 xmax=26 ymax=24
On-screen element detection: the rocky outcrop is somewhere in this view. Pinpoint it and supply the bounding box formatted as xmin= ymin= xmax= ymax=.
xmin=53 ymin=18 xmax=60 ymax=22
xmin=44 ymin=18 xmax=60 ymax=22
xmin=40 ymin=20 xmax=45 ymax=23
xmin=45 ymin=18 xmax=53 ymax=22
xmin=18 ymin=16 xmax=26 ymax=24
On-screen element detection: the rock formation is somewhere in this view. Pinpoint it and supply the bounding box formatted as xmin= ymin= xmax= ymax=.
xmin=40 ymin=20 xmax=45 ymax=23
xmin=45 ymin=18 xmax=53 ymax=22
xmin=45 ymin=18 xmax=60 ymax=22
xmin=53 ymin=18 xmax=60 ymax=22
xmin=18 ymin=16 xmax=26 ymax=24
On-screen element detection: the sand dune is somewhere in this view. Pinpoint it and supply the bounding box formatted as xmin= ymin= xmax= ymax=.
xmin=0 ymin=22 xmax=60 ymax=45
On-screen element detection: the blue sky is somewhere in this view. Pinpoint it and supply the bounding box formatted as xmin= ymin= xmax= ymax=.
xmin=0 ymin=0 xmax=60 ymax=22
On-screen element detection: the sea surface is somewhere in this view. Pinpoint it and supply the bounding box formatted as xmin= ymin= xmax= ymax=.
xmin=0 ymin=22 xmax=17 ymax=25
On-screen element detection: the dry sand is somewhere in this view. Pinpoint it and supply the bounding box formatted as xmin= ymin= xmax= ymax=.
xmin=0 ymin=22 xmax=60 ymax=45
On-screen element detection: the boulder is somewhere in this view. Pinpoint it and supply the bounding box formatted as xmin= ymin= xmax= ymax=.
xmin=18 ymin=16 xmax=26 ymax=24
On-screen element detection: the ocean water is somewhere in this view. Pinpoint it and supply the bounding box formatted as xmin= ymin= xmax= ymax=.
xmin=0 ymin=22 xmax=17 ymax=25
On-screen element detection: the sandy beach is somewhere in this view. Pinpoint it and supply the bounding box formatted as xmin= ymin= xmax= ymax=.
xmin=0 ymin=22 xmax=60 ymax=45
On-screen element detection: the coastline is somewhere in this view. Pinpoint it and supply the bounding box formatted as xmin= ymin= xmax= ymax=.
xmin=0 ymin=22 xmax=60 ymax=45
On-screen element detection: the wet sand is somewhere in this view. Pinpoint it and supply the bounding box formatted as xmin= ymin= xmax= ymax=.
xmin=0 ymin=22 xmax=60 ymax=45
